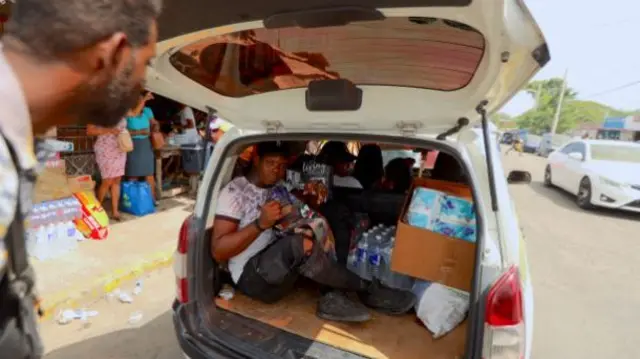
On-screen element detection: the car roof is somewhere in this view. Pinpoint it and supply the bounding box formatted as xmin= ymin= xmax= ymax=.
xmin=583 ymin=139 xmax=640 ymax=147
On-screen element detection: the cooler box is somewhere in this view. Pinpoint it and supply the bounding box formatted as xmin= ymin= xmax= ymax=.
xmin=180 ymin=144 xmax=205 ymax=174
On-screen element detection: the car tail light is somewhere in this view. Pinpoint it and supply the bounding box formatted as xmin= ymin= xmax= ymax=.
xmin=174 ymin=216 xmax=191 ymax=303
xmin=482 ymin=266 xmax=525 ymax=359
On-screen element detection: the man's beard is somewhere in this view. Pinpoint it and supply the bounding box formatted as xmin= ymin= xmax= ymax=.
xmin=76 ymin=57 xmax=142 ymax=128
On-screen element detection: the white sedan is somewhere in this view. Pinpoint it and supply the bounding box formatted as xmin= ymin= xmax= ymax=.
xmin=544 ymin=139 xmax=640 ymax=212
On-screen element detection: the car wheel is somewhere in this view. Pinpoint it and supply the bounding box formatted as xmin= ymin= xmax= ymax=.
xmin=576 ymin=177 xmax=594 ymax=209
xmin=543 ymin=165 xmax=553 ymax=187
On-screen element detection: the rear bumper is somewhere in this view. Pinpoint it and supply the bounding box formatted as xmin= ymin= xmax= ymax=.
xmin=173 ymin=300 xmax=206 ymax=359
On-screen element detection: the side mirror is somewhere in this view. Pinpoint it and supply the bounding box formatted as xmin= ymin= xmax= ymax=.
xmin=507 ymin=170 xmax=532 ymax=184
xmin=568 ymin=152 xmax=584 ymax=161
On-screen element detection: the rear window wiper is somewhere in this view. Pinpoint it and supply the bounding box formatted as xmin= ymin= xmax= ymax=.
xmin=436 ymin=117 xmax=470 ymax=140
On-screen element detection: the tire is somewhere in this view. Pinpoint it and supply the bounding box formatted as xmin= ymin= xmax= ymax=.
xmin=576 ymin=177 xmax=594 ymax=209
xmin=543 ymin=165 xmax=553 ymax=187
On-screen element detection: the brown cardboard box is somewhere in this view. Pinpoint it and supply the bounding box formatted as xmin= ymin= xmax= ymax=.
xmin=34 ymin=160 xmax=73 ymax=203
xmin=390 ymin=180 xmax=476 ymax=292
xmin=68 ymin=175 xmax=95 ymax=193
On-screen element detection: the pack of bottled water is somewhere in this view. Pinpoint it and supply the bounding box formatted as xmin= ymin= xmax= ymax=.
xmin=27 ymin=197 xmax=84 ymax=260
xmin=347 ymin=224 xmax=415 ymax=290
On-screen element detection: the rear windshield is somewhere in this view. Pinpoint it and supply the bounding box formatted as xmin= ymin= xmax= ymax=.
xmin=170 ymin=17 xmax=485 ymax=98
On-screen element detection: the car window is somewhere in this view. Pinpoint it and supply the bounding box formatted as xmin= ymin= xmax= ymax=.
xmin=574 ymin=142 xmax=586 ymax=156
xmin=169 ymin=17 xmax=485 ymax=98
xmin=560 ymin=142 xmax=579 ymax=154
xmin=381 ymin=150 xmax=422 ymax=169
xmin=590 ymin=144 xmax=640 ymax=163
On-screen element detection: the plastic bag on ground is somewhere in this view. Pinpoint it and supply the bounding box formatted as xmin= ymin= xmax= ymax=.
xmin=414 ymin=281 xmax=470 ymax=338
xmin=120 ymin=181 xmax=156 ymax=217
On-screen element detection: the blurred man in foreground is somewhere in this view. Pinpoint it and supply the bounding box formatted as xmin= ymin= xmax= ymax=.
xmin=0 ymin=0 xmax=163 ymax=357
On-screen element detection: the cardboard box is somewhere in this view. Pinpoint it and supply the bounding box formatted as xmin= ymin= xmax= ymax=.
xmin=390 ymin=179 xmax=476 ymax=292
xmin=68 ymin=175 xmax=96 ymax=193
xmin=34 ymin=160 xmax=73 ymax=203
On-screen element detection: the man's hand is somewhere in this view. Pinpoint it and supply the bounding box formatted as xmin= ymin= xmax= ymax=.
xmin=258 ymin=201 xmax=283 ymax=229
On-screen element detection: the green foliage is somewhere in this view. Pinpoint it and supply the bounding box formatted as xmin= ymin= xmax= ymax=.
xmin=515 ymin=78 xmax=637 ymax=134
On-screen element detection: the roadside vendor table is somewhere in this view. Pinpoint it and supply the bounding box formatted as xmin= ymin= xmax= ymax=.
xmin=155 ymin=145 xmax=200 ymax=199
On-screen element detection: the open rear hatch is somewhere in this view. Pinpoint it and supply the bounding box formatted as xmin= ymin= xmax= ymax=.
xmin=149 ymin=0 xmax=548 ymax=135
xmin=155 ymin=1 xmax=549 ymax=358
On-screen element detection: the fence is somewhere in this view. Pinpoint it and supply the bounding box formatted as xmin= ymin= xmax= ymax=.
xmin=56 ymin=126 xmax=98 ymax=177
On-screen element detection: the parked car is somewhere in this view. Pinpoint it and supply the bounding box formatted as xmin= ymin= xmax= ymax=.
xmin=537 ymin=133 xmax=571 ymax=157
xmin=148 ymin=1 xmax=548 ymax=358
xmin=545 ymin=139 xmax=640 ymax=212
xmin=523 ymin=134 xmax=542 ymax=153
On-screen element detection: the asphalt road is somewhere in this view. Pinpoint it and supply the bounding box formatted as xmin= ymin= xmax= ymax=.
xmin=40 ymin=151 xmax=640 ymax=359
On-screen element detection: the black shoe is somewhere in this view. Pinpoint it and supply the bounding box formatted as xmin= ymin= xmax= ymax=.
xmin=358 ymin=280 xmax=416 ymax=316
xmin=316 ymin=291 xmax=371 ymax=323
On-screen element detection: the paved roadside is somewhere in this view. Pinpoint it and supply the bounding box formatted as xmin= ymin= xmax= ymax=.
xmin=41 ymin=267 xmax=181 ymax=359
xmin=33 ymin=196 xmax=194 ymax=319
xmin=503 ymin=151 xmax=640 ymax=359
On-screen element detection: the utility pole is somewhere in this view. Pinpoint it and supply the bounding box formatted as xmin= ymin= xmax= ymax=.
xmin=550 ymin=68 xmax=568 ymax=135
xmin=534 ymin=81 xmax=543 ymax=109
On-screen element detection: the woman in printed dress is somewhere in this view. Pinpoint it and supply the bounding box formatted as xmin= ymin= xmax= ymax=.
xmin=87 ymin=119 xmax=127 ymax=220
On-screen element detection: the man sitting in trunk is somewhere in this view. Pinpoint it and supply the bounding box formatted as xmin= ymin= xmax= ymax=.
xmin=211 ymin=141 xmax=415 ymax=323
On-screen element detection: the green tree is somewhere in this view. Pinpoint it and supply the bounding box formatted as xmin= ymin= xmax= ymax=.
xmin=515 ymin=78 xmax=635 ymax=134
xmin=516 ymin=78 xmax=578 ymax=134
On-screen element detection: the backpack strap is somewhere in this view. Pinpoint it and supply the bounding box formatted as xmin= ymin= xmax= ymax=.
xmin=1 ymin=134 xmax=37 ymax=300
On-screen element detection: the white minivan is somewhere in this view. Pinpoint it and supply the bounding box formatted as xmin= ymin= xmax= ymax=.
xmin=148 ymin=1 xmax=548 ymax=358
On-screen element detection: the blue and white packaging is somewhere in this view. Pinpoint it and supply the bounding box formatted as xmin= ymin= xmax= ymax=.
xmin=432 ymin=219 xmax=476 ymax=243
xmin=405 ymin=187 xmax=442 ymax=229
xmin=438 ymin=195 xmax=475 ymax=225
xmin=405 ymin=187 xmax=476 ymax=242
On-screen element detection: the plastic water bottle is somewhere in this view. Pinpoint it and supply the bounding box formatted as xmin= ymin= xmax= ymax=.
xmin=355 ymin=233 xmax=371 ymax=280
xmin=369 ymin=235 xmax=383 ymax=279
xmin=65 ymin=221 xmax=79 ymax=251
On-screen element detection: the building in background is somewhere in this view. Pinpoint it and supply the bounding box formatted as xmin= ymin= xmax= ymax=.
xmin=596 ymin=116 xmax=640 ymax=141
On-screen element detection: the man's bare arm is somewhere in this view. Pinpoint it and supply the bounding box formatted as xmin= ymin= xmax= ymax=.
xmin=211 ymin=219 xmax=262 ymax=262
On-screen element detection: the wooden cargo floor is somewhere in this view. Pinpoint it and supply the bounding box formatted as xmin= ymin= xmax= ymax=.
xmin=215 ymin=287 xmax=467 ymax=359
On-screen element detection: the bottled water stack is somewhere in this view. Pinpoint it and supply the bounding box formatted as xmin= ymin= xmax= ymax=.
xmin=348 ymin=224 xmax=415 ymax=290
xmin=27 ymin=198 xmax=83 ymax=260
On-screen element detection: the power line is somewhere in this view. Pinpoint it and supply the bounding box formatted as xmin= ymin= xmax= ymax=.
xmin=580 ymin=80 xmax=640 ymax=100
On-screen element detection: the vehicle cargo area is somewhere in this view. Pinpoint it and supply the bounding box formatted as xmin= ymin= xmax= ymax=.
xmin=205 ymin=140 xmax=479 ymax=359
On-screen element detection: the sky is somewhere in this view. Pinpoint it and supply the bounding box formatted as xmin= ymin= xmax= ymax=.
xmin=501 ymin=0 xmax=640 ymax=116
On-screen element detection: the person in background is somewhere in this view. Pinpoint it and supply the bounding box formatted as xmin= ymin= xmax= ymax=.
xmin=125 ymin=91 xmax=159 ymax=204
xmin=86 ymin=119 xmax=128 ymax=221
xmin=317 ymin=141 xmax=362 ymax=189
xmin=506 ymin=135 xmax=524 ymax=156
xmin=430 ymin=152 xmax=466 ymax=184
xmin=176 ymin=104 xmax=202 ymax=144
xmin=0 ymin=0 xmax=161 ymax=356
xmin=353 ymin=144 xmax=384 ymax=190
xmin=381 ymin=158 xmax=413 ymax=193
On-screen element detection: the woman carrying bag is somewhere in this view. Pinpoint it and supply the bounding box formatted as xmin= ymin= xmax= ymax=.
xmin=125 ymin=91 xmax=160 ymax=205
xmin=87 ymin=119 xmax=131 ymax=221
